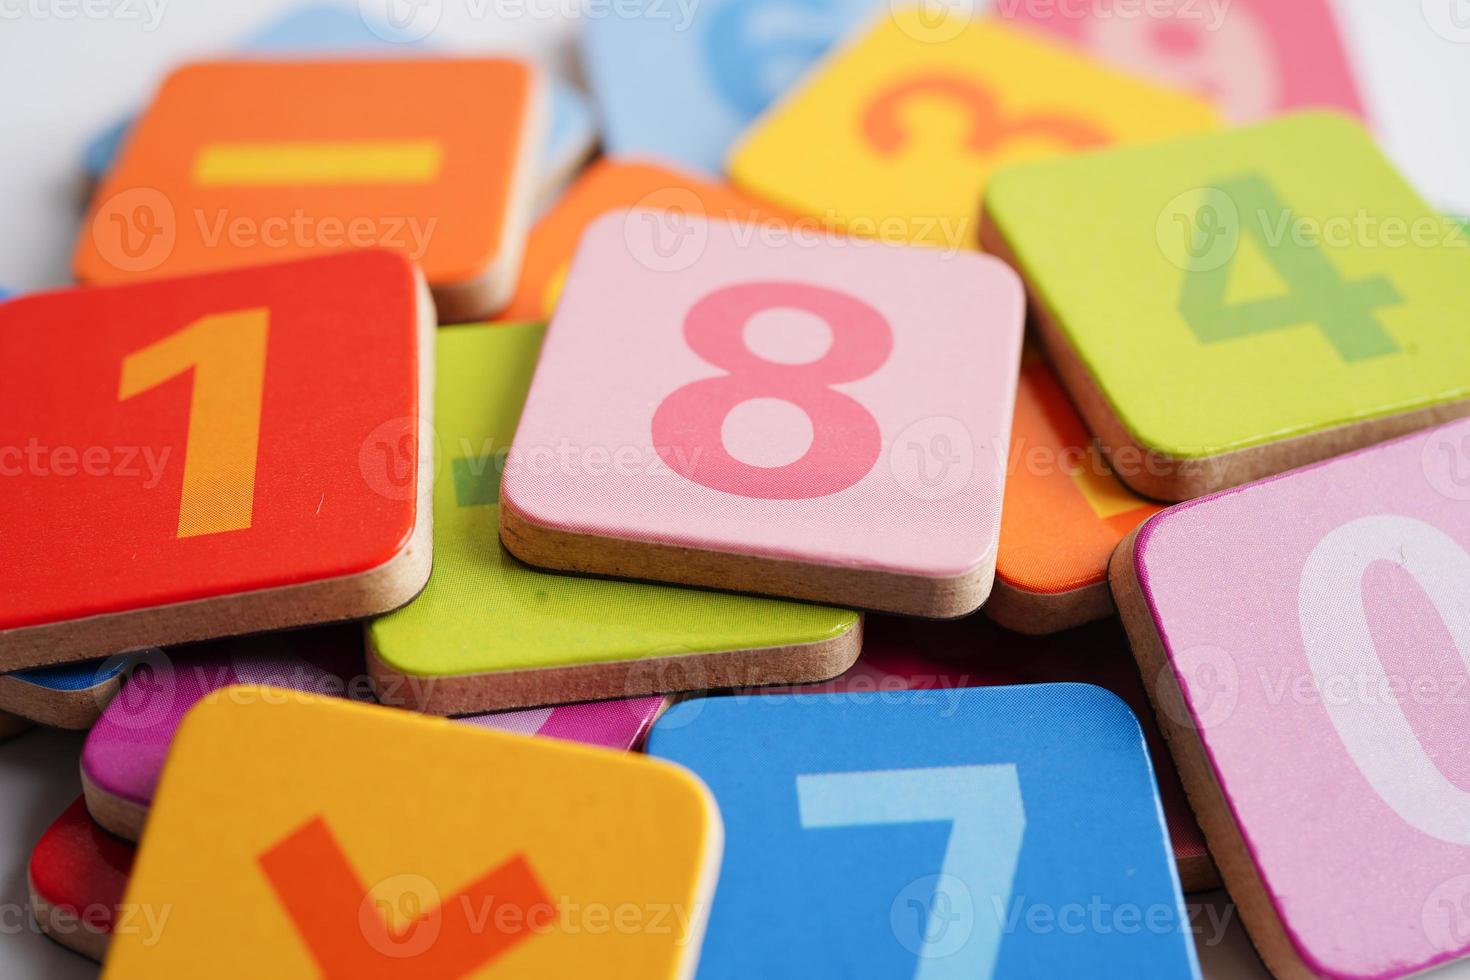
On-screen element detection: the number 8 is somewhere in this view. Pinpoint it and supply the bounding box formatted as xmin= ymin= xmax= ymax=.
xmin=652 ymin=282 xmax=892 ymax=500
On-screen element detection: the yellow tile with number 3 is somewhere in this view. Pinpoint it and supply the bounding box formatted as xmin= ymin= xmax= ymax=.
xmin=727 ymin=11 xmax=1217 ymax=249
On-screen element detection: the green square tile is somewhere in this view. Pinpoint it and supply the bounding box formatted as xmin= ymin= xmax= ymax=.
xmin=985 ymin=112 xmax=1470 ymax=460
xmin=367 ymin=323 xmax=859 ymax=699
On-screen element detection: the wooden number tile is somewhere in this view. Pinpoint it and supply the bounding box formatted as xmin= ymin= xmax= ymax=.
xmin=0 ymin=252 xmax=432 ymax=670
xmin=580 ymin=0 xmax=877 ymax=174
xmin=367 ymin=323 xmax=860 ymax=714
xmin=79 ymin=5 xmax=595 ymax=214
xmin=0 ymin=658 xmax=129 ymax=729
xmin=1112 ymin=418 xmax=1470 ymax=979
xmin=1002 ymin=0 xmax=1364 ymax=124
xmin=988 ymin=348 xmax=1163 ymax=633
xmin=648 ymin=684 xmax=1200 ymax=977
xmin=81 ymin=628 xmax=372 ymax=842
xmin=499 ymin=158 xmax=792 ymax=323
xmin=73 ymin=59 xmax=543 ymax=323
xmin=83 ymin=627 xmax=670 ymax=841
xmin=29 ymin=797 xmax=136 ymax=963
xmin=984 ymin=112 xmax=1470 ymax=501
xmin=101 ymin=690 xmax=721 ymax=979
xmin=499 ymin=214 xmax=1024 ymax=617
xmin=728 ymin=13 xmax=1216 ymax=249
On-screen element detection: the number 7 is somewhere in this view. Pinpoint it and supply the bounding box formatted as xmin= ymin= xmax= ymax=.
xmin=119 ymin=308 xmax=269 ymax=539
xmin=797 ymin=764 xmax=1026 ymax=980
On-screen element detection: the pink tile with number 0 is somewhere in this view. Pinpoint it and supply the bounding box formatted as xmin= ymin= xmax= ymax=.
xmin=1130 ymin=418 xmax=1470 ymax=978
xmin=501 ymin=212 xmax=1024 ymax=615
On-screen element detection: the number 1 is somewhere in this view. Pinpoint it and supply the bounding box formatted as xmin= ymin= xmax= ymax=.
xmin=119 ymin=308 xmax=269 ymax=538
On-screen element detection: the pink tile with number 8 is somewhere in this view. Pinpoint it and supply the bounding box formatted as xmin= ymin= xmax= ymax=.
xmin=500 ymin=212 xmax=1024 ymax=618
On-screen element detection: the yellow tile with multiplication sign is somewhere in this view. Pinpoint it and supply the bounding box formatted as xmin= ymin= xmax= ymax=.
xmin=103 ymin=688 xmax=721 ymax=979
xmin=728 ymin=11 xmax=1217 ymax=249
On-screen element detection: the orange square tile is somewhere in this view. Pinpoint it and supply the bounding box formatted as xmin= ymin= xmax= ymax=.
xmin=74 ymin=59 xmax=542 ymax=322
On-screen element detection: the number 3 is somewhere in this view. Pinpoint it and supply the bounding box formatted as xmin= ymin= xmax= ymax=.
xmin=652 ymin=282 xmax=891 ymax=500
xmin=119 ymin=308 xmax=269 ymax=539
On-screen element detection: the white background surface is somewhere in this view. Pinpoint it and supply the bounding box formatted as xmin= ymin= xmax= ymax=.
xmin=0 ymin=1 xmax=1464 ymax=976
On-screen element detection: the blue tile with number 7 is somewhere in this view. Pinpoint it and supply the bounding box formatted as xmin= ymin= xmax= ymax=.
xmin=648 ymin=684 xmax=1199 ymax=978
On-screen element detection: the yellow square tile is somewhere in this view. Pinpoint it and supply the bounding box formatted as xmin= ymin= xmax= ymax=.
xmin=728 ymin=12 xmax=1217 ymax=249
xmin=103 ymin=688 xmax=721 ymax=978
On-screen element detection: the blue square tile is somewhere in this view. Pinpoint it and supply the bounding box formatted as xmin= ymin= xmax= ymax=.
xmin=648 ymin=683 xmax=1200 ymax=979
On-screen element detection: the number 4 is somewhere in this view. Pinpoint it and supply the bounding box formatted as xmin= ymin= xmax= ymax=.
xmin=119 ymin=308 xmax=269 ymax=539
xmin=797 ymin=764 xmax=1026 ymax=980
xmin=1179 ymin=174 xmax=1402 ymax=363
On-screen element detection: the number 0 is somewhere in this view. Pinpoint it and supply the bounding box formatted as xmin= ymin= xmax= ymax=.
xmin=1299 ymin=514 xmax=1470 ymax=842
xmin=119 ymin=308 xmax=269 ymax=539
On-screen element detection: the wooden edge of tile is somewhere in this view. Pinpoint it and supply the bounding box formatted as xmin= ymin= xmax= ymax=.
xmin=0 ymin=274 xmax=438 ymax=673
xmin=29 ymin=873 xmax=110 ymax=963
xmin=499 ymin=499 xmax=992 ymax=619
xmin=983 ymin=577 xmax=1113 ymax=635
xmin=81 ymin=767 xmax=145 ymax=844
xmin=1109 ymin=527 xmax=1312 ymax=980
xmin=430 ymin=70 xmax=547 ymax=324
xmin=978 ymin=206 xmax=1470 ymax=503
xmin=0 ymin=672 xmax=122 ymax=731
xmin=367 ymin=616 xmax=865 ymax=716
xmin=1177 ymin=851 xmax=1222 ymax=894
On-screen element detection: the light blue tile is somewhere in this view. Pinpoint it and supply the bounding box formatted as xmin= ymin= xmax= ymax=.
xmin=581 ymin=0 xmax=878 ymax=174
